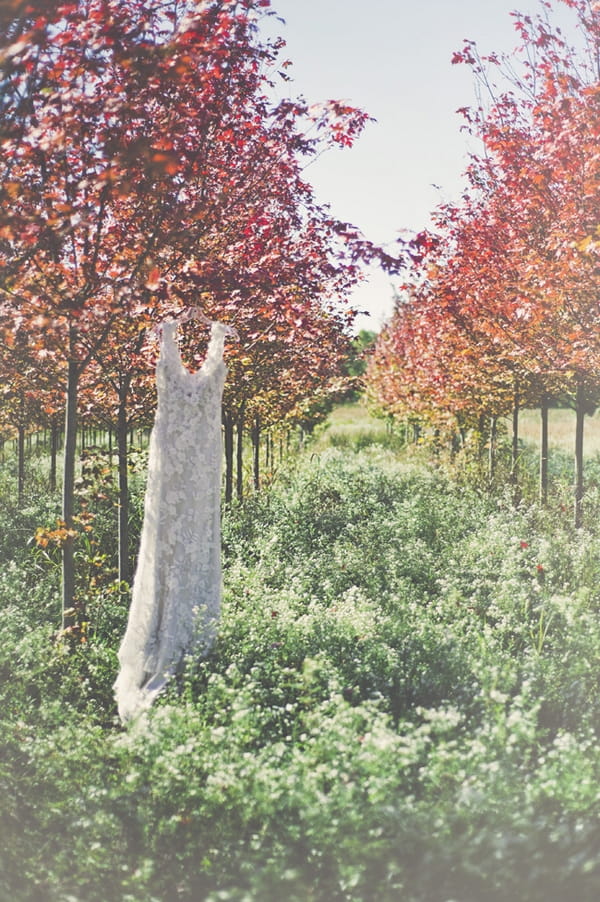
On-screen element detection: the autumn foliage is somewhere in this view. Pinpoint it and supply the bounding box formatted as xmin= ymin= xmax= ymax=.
xmin=367 ymin=0 xmax=600 ymax=521
xmin=0 ymin=0 xmax=401 ymax=620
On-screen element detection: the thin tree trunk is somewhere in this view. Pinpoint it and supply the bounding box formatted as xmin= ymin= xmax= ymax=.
xmin=488 ymin=416 xmax=498 ymax=483
xmin=17 ymin=423 xmax=25 ymax=507
xmin=252 ymin=414 xmax=260 ymax=491
xmin=511 ymin=386 xmax=520 ymax=488
xmin=477 ymin=413 xmax=486 ymax=462
xmin=117 ymin=384 xmax=130 ymax=584
xmin=223 ymin=410 xmax=234 ymax=505
xmin=575 ymin=383 xmax=585 ymax=529
xmin=236 ymin=405 xmax=245 ymax=502
xmin=62 ymin=357 xmax=79 ymax=630
xmin=540 ymin=394 xmax=549 ymax=506
xmin=49 ymin=421 xmax=59 ymax=493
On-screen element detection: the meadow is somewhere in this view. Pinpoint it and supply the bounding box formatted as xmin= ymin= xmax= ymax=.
xmin=0 ymin=411 xmax=599 ymax=901
xmin=322 ymin=401 xmax=600 ymax=455
xmin=511 ymin=407 xmax=600 ymax=455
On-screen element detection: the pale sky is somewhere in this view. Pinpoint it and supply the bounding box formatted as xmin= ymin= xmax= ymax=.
xmin=265 ymin=0 xmax=579 ymax=331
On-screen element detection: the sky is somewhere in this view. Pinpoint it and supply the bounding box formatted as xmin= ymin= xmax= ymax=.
xmin=263 ymin=0 xmax=580 ymax=331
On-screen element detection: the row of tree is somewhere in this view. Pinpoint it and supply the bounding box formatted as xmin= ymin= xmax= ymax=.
xmin=367 ymin=0 xmax=600 ymax=525
xmin=0 ymin=0 xmax=401 ymax=625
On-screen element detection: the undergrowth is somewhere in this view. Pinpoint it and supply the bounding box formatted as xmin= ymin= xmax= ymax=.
xmin=0 ymin=435 xmax=599 ymax=901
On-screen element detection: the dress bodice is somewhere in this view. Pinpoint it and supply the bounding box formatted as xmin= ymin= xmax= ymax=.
xmin=157 ymin=320 xmax=227 ymax=396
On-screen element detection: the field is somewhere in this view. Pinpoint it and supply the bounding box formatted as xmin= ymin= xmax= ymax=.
xmin=322 ymin=401 xmax=600 ymax=455
xmin=0 ymin=414 xmax=599 ymax=901
xmin=511 ymin=407 xmax=600 ymax=455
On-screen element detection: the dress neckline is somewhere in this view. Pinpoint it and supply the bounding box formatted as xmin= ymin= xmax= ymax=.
xmin=162 ymin=320 xmax=223 ymax=380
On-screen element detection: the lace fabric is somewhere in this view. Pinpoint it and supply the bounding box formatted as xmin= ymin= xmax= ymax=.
xmin=114 ymin=320 xmax=227 ymax=722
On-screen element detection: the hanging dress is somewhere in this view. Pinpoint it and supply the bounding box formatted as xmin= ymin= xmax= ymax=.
xmin=114 ymin=320 xmax=227 ymax=722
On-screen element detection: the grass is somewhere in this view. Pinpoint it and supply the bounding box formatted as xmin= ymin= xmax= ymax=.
xmin=313 ymin=402 xmax=400 ymax=453
xmin=324 ymin=402 xmax=386 ymax=432
xmin=322 ymin=402 xmax=600 ymax=458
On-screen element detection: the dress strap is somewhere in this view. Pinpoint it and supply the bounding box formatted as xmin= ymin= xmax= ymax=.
xmin=201 ymin=321 xmax=237 ymax=372
xmin=158 ymin=320 xmax=180 ymax=365
xmin=205 ymin=322 xmax=227 ymax=366
xmin=158 ymin=317 xmax=232 ymax=375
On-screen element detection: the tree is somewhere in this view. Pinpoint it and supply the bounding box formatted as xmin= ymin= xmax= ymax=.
xmin=452 ymin=0 xmax=600 ymax=521
xmin=0 ymin=0 xmax=401 ymax=625
xmin=79 ymin=319 xmax=156 ymax=584
xmin=369 ymin=0 xmax=600 ymax=520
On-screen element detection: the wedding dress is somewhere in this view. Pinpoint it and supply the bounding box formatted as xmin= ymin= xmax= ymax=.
xmin=114 ymin=319 xmax=227 ymax=722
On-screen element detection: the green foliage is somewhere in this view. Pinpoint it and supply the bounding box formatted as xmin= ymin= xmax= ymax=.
xmin=341 ymin=329 xmax=378 ymax=402
xmin=0 ymin=445 xmax=599 ymax=900
xmin=324 ymin=426 xmax=405 ymax=453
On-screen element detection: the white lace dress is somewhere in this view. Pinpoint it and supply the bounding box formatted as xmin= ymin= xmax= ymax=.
xmin=114 ymin=320 xmax=227 ymax=722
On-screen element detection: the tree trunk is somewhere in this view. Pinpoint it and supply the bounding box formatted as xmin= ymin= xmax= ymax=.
xmin=253 ymin=416 xmax=261 ymax=487
xmin=236 ymin=405 xmax=245 ymax=502
xmin=477 ymin=413 xmax=486 ymax=462
xmin=511 ymin=399 xmax=521 ymax=506
xmin=223 ymin=410 xmax=234 ymax=505
xmin=488 ymin=416 xmax=498 ymax=483
xmin=49 ymin=420 xmax=59 ymax=493
xmin=117 ymin=384 xmax=130 ymax=584
xmin=511 ymin=386 xmax=520 ymax=487
xmin=540 ymin=394 xmax=549 ymax=506
xmin=62 ymin=357 xmax=79 ymax=630
xmin=17 ymin=423 xmax=25 ymax=507
xmin=575 ymin=382 xmax=585 ymax=529
xmin=252 ymin=413 xmax=260 ymax=491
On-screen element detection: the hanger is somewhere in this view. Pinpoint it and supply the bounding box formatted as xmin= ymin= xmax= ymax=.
xmin=179 ymin=307 xmax=239 ymax=341
xmin=151 ymin=307 xmax=239 ymax=341
xmin=176 ymin=306 xmax=213 ymax=327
